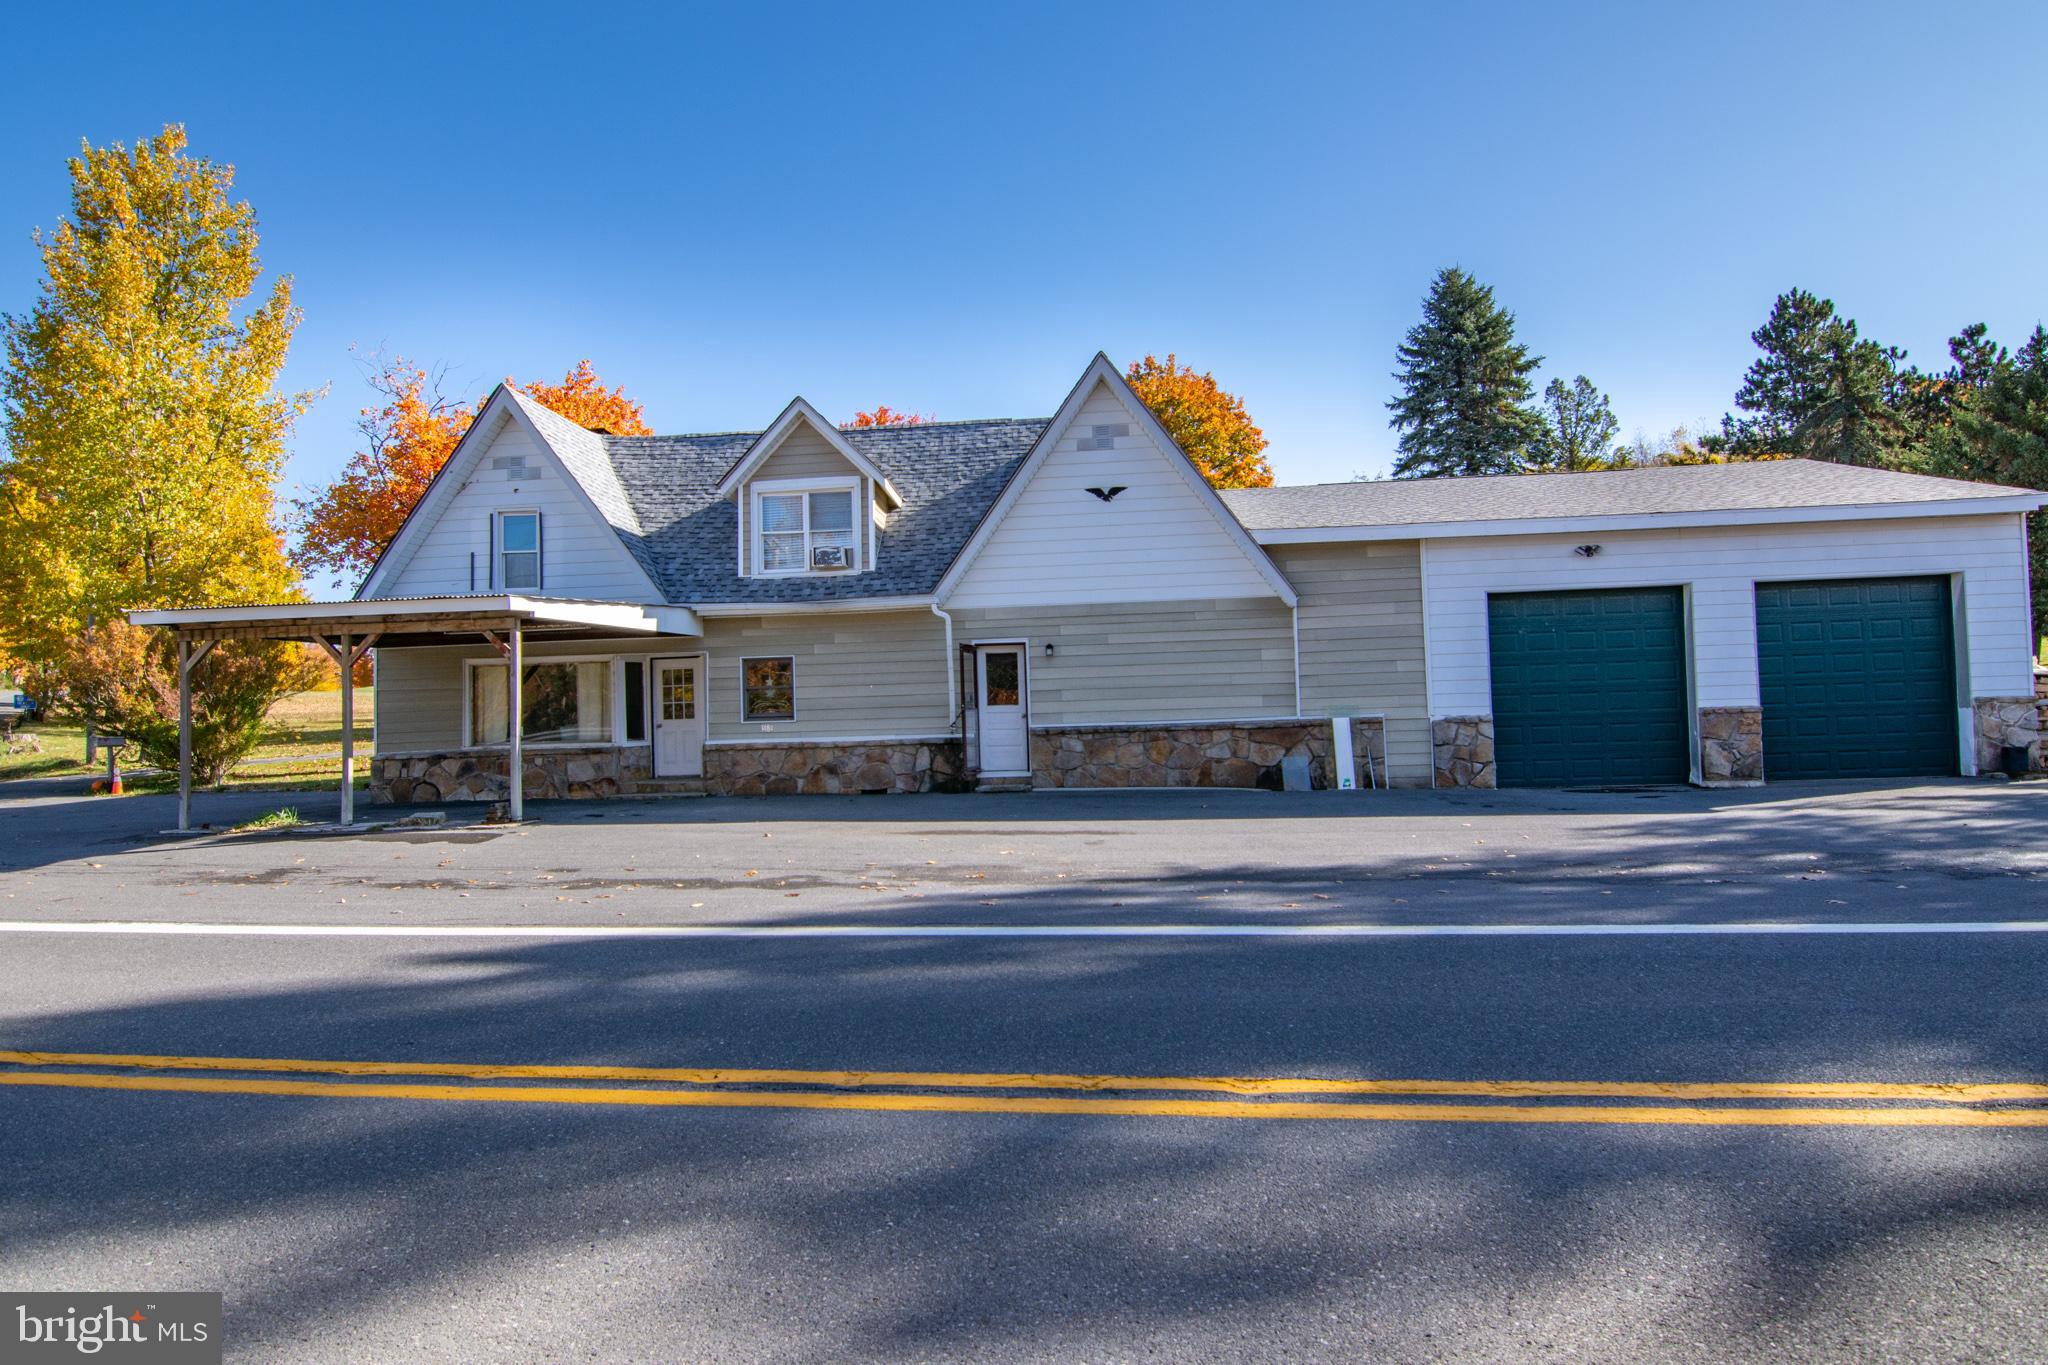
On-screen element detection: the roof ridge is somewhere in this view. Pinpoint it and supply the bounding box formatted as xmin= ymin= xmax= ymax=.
xmin=604 ymin=416 xmax=1054 ymax=444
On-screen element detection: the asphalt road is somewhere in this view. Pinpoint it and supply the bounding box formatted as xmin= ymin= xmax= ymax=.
xmin=2 ymin=781 xmax=2045 ymax=1361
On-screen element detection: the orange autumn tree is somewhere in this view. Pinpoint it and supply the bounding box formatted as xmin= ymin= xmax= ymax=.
xmin=1124 ymin=354 xmax=1274 ymax=488
xmin=843 ymin=405 xmax=930 ymax=428
xmin=293 ymin=356 xmax=652 ymax=580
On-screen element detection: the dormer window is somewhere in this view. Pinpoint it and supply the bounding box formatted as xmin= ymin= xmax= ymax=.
xmin=496 ymin=510 xmax=540 ymax=590
xmin=753 ymin=478 xmax=858 ymax=575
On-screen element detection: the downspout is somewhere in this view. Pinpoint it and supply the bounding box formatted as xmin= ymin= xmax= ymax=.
xmin=1291 ymin=603 xmax=1303 ymax=718
xmin=931 ymin=604 xmax=957 ymax=723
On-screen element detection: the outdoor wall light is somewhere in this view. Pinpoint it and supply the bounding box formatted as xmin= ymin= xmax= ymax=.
xmin=1044 ymin=642 xmax=1056 ymax=657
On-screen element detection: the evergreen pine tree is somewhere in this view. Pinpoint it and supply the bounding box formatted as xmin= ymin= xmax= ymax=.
xmin=1723 ymin=288 xmax=1835 ymax=452
xmin=1794 ymin=319 xmax=1909 ymax=467
xmin=1387 ymin=268 xmax=1545 ymax=478
xmin=1722 ymin=288 xmax=1910 ymax=464
xmin=1923 ymin=326 xmax=2048 ymax=642
xmin=1532 ymin=376 xmax=1619 ymax=471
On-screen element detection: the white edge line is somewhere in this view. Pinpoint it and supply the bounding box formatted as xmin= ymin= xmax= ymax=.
xmin=0 ymin=920 xmax=2046 ymax=940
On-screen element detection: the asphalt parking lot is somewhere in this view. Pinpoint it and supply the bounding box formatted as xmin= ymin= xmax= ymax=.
xmin=1 ymin=779 xmax=2044 ymax=1361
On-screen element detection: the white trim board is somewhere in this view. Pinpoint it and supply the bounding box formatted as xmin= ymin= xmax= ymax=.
xmin=1245 ymin=493 xmax=2048 ymax=546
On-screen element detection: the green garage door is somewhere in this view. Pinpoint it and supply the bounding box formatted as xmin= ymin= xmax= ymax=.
xmin=1488 ymin=588 xmax=1690 ymax=788
xmin=1754 ymin=577 xmax=1957 ymax=780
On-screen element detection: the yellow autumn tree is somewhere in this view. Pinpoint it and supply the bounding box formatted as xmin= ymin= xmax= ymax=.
xmin=0 ymin=125 xmax=315 ymax=669
xmin=1124 ymin=354 xmax=1274 ymax=488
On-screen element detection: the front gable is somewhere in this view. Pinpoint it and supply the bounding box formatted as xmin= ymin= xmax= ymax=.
xmin=721 ymin=400 xmax=899 ymax=579
xmin=360 ymin=388 xmax=663 ymax=603
xmin=937 ymin=357 xmax=1296 ymax=610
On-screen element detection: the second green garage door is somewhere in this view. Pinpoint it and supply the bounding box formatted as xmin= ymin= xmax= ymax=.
xmin=1488 ymin=588 xmax=1691 ymax=788
xmin=1754 ymin=577 xmax=1957 ymax=780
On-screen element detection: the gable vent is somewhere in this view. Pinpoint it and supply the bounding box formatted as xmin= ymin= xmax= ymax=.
xmin=491 ymin=456 xmax=541 ymax=480
xmin=1076 ymin=423 xmax=1130 ymax=452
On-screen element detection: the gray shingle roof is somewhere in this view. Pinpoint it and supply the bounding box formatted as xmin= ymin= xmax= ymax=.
xmin=595 ymin=419 xmax=1047 ymax=604
xmin=1218 ymin=459 xmax=2043 ymax=531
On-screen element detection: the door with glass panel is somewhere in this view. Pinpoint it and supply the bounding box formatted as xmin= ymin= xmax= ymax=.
xmin=974 ymin=644 xmax=1028 ymax=776
xmin=652 ymin=656 xmax=706 ymax=777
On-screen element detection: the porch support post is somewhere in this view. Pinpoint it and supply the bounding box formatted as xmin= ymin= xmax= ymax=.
xmin=177 ymin=635 xmax=193 ymax=832
xmin=507 ymin=618 xmax=523 ymax=821
xmin=338 ymin=630 xmax=355 ymax=826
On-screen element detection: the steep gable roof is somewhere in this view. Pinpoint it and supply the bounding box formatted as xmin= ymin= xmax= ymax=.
xmin=357 ymin=384 xmax=664 ymax=602
xmin=931 ymin=353 xmax=1298 ymax=606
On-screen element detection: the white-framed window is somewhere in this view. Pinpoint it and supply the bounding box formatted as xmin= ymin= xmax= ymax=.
xmin=495 ymin=510 xmax=540 ymax=590
xmin=466 ymin=657 xmax=614 ymax=747
xmin=751 ymin=478 xmax=858 ymax=576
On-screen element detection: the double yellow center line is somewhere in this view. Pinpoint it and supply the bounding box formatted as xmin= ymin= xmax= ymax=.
xmin=4 ymin=1050 xmax=2046 ymax=1127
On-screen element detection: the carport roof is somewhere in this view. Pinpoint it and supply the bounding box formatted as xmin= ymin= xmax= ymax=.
xmin=128 ymin=594 xmax=703 ymax=645
xmin=1221 ymin=459 xmax=2048 ymax=540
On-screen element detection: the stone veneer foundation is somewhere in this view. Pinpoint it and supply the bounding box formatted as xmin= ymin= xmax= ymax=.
xmin=1698 ymin=706 xmax=1765 ymax=785
xmin=1025 ymin=720 xmax=1342 ymax=790
xmin=1973 ymin=696 xmax=2044 ymax=775
xmin=706 ymin=740 xmax=966 ymax=796
xmin=371 ymin=746 xmax=675 ymax=803
xmin=1431 ymin=716 xmax=1496 ymax=789
xmin=371 ymin=720 xmax=1398 ymax=803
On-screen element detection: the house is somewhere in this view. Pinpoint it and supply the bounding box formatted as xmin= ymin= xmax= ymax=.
xmin=132 ymin=354 xmax=2046 ymax=821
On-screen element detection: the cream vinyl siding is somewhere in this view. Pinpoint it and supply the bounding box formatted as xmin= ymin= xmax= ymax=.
xmin=1270 ymin=541 xmax=1432 ymax=786
xmin=953 ymin=599 xmax=1297 ymax=726
xmin=380 ymin=420 xmax=652 ymax=601
xmin=372 ymin=636 xmax=668 ymax=753
xmin=945 ymin=380 xmax=1281 ymax=608
xmin=1422 ymin=513 xmax=2038 ymax=717
xmin=737 ymin=425 xmax=869 ymax=576
xmin=705 ymin=610 xmax=950 ymax=741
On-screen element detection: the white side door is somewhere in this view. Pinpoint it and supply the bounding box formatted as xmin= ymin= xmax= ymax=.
xmin=652 ymin=656 xmax=705 ymax=777
xmin=975 ymin=644 xmax=1029 ymax=776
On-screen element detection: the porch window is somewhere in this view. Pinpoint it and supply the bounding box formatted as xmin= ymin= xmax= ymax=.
xmin=755 ymin=485 xmax=856 ymax=574
xmin=470 ymin=660 xmax=613 ymax=745
xmin=496 ymin=511 xmax=540 ymax=590
xmin=742 ymin=656 xmax=795 ymax=721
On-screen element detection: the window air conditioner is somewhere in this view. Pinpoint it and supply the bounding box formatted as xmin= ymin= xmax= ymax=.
xmin=811 ymin=545 xmax=853 ymax=570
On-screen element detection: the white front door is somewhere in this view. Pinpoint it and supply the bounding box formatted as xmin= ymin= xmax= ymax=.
xmin=652 ymin=656 xmax=705 ymax=777
xmin=975 ymin=645 xmax=1029 ymax=775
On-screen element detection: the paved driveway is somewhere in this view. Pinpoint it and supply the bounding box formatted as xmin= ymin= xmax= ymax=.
xmin=1 ymin=781 xmax=2044 ymax=1361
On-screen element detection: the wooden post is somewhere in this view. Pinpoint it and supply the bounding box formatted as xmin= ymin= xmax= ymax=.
xmin=338 ymin=630 xmax=355 ymax=826
xmin=176 ymin=636 xmax=193 ymax=832
xmin=507 ymin=618 xmax=523 ymax=821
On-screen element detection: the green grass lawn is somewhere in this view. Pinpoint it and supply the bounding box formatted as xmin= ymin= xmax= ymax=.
xmin=1 ymin=687 xmax=375 ymax=792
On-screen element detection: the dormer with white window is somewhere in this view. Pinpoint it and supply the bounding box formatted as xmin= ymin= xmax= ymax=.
xmin=715 ymin=398 xmax=902 ymax=579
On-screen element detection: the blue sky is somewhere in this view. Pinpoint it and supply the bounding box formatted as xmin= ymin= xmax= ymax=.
xmin=4 ymin=1 xmax=2045 ymax=530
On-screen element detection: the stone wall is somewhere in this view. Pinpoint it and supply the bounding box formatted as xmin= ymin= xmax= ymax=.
xmin=1973 ymin=696 xmax=2043 ymax=775
xmin=1699 ymin=706 xmax=1764 ymax=786
xmin=371 ymin=746 xmax=671 ymax=804
xmin=1027 ymin=721 xmax=1334 ymax=790
xmin=372 ymin=740 xmax=969 ymax=802
xmin=1431 ymin=716 xmax=1496 ymax=789
xmin=706 ymin=740 xmax=965 ymax=796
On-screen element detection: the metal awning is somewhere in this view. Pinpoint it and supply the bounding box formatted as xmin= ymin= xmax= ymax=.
xmin=129 ymin=595 xmax=702 ymax=646
xmin=127 ymin=596 xmax=703 ymax=831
